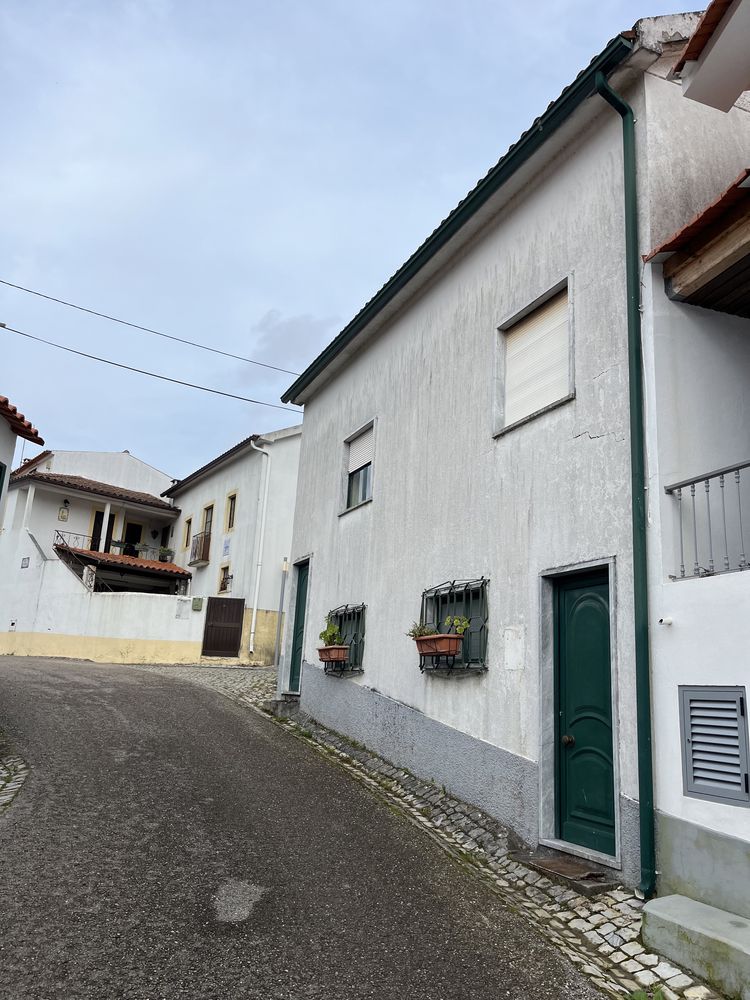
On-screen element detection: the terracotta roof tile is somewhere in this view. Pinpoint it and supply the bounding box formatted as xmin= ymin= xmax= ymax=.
xmin=675 ymin=1 xmax=733 ymax=75
xmin=10 ymin=471 xmax=178 ymax=512
xmin=56 ymin=546 xmax=191 ymax=577
xmin=0 ymin=395 xmax=44 ymax=445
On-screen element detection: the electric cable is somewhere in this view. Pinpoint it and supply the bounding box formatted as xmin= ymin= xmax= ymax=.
xmin=0 ymin=322 xmax=302 ymax=413
xmin=0 ymin=278 xmax=301 ymax=377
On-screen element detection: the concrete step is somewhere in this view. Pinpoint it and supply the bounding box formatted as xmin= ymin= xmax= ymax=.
xmin=509 ymin=848 xmax=621 ymax=897
xmin=642 ymin=894 xmax=750 ymax=1000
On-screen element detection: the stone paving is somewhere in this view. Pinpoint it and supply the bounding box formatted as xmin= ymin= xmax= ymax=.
xmin=0 ymin=730 xmax=30 ymax=815
xmin=129 ymin=664 xmax=722 ymax=999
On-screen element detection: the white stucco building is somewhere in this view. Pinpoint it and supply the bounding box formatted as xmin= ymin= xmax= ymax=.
xmin=277 ymin=12 xmax=750 ymax=992
xmin=164 ymin=424 xmax=302 ymax=663
xmin=0 ymin=393 xmax=44 ymax=523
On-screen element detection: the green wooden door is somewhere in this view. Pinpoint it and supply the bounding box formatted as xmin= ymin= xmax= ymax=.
xmin=555 ymin=570 xmax=615 ymax=857
xmin=288 ymin=561 xmax=309 ymax=693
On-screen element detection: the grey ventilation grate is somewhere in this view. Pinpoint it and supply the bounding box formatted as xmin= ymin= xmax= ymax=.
xmin=679 ymin=686 xmax=749 ymax=805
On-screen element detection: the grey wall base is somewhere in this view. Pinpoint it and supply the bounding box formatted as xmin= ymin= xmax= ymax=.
xmin=643 ymin=894 xmax=750 ymax=1000
xmin=656 ymin=811 xmax=750 ymax=921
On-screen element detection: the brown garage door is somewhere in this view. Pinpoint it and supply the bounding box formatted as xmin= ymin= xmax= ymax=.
xmin=202 ymin=597 xmax=245 ymax=657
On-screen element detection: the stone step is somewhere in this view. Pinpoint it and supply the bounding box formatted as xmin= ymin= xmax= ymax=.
xmin=508 ymin=848 xmax=621 ymax=897
xmin=642 ymin=894 xmax=750 ymax=1000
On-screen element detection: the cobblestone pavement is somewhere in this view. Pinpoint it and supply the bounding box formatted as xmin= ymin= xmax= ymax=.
xmin=130 ymin=664 xmax=721 ymax=1000
xmin=0 ymin=729 xmax=29 ymax=814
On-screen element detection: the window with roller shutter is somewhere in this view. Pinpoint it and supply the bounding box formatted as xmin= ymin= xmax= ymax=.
xmin=345 ymin=424 xmax=373 ymax=510
xmin=499 ymin=288 xmax=571 ymax=430
xmin=679 ymin=686 xmax=750 ymax=805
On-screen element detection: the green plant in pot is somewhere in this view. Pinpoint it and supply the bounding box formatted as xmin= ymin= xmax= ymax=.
xmin=408 ymin=616 xmax=469 ymax=657
xmin=318 ymin=616 xmax=349 ymax=664
xmin=158 ymin=546 xmax=175 ymax=562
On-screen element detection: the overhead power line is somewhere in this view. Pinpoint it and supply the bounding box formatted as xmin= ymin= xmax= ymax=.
xmin=0 ymin=278 xmax=301 ymax=377
xmin=0 ymin=322 xmax=302 ymax=413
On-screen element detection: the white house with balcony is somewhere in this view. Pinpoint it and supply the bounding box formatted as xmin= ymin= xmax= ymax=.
xmin=163 ymin=424 xmax=302 ymax=664
xmin=277 ymin=13 xmax=750 ymax=994
xmin=0 ymin=393 xmax=44 ymax=524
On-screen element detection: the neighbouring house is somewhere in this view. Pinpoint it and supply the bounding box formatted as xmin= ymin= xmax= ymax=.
xmin=0 ymin=394 xmax=44 ymax=522
xmin=163 ymin=424 xmax=302 ymax=664
xmin=277 ymin=14 xmax=750 ymax=995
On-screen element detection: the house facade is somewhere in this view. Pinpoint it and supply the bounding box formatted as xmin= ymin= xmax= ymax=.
xmin=164 ymin=424 xmax=302 ymax=664
xmin=278 ymin=9 xmax=750 ymax=935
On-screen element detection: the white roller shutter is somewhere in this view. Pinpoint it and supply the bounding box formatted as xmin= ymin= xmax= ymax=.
xmin=348 ymin=426 xmax=373 ymax=473
xmin=504 ymin=290 xmax=569 ymax=426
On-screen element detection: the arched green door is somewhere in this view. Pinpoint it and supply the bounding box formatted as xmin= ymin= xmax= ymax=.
xmin=555 ymin=569 xmax=615 ymax=857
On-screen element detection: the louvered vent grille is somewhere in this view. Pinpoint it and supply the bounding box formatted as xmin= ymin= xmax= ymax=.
xmin=680 ymin=687 xmax=749 ymax=805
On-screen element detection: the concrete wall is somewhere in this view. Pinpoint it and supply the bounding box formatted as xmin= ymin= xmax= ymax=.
xmin=0 ymin=421 xmax=15 ymax=527
xmin=41 ymin=449 xmax=174 ymax=496
xmin=282 ymin=88 xmax=644 ymax=876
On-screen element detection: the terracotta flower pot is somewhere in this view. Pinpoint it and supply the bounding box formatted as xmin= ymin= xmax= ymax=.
xmin=414 ymin=633 xmax=464 ymax=657
xmin=318 ymin=645 xmax=350 ymax=663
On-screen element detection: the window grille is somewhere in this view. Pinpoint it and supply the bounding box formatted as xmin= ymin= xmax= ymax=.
xmin=325 ymin=603 xmax=366 ymax=676
xmin=679 ymin=686 xmax=749 ymax=806
xmin=418 ymin=578 xmax=489 ymax=673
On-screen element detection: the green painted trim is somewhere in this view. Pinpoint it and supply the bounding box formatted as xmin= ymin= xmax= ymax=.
xmin=594 ymin=72 xmax=655 ymax=899
xmin=282 ymin=35 xmax=634 ymax=404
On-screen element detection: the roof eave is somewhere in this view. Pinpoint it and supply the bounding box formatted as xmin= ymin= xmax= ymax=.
xmin=281 ymin=33 xmax=634 ymax=406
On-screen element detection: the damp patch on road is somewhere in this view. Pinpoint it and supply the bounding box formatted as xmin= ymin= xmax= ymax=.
xmin=212 ymin=879 xmax=267 ymax=923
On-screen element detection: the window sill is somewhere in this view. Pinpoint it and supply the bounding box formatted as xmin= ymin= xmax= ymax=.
xmin=493 ymin=392 xmax=575 ymax=439
xmin=338 ymin=497 xmax=373 ymax=517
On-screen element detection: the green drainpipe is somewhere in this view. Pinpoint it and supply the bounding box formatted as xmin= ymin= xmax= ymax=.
xmin=594 ymin=71 xmax=656 ymax=899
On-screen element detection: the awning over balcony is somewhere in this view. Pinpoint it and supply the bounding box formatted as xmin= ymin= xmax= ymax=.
xmin=645 ymin=168 xmax=750 ymax=318
xmin=54 ymin=544 xmax=191 ymax=595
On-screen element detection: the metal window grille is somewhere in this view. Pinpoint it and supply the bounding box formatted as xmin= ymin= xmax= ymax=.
xmin=679 ymin=686 xmax=749 ymax=806
xmin=325 ymin=603 xmax=366 ymax=676
xmin=418 ymin=578 xmax=489 ymax=673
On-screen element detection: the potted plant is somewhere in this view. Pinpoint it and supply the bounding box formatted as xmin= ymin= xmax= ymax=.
xmin=407 ymin=616 xmax=470 ymax=657
xmin=109 ymin=539 xmax=124 ymax=551
xmin=318 ymin=616 xmax=350 ymax=664
xmin=158 ymin=546 xmax=175 ymax=563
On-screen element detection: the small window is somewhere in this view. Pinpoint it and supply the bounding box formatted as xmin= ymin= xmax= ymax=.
xmin=218 ymin=565 xmax=232 ymax=593
xmin=203 ymin=505 xmax=214 ymax=535
xmin=183 ymin=518 xmax=192 ymax=549
xmin=0 ymin=462 xmax=6 ymax=499
xmin=418 ymin=578 xmax=489 ymax=672
xmin=346 ymin=426 xmax=373 ymax=510
xmin=226 ymin=494 xmax=237 ymax=531
xmin=325 ymin=604 xmax=366 ymax=674
xmin=500 ymin=288 xmax=570 ymax=429
xmin=679 ymin=686 xmax=749 ymax=805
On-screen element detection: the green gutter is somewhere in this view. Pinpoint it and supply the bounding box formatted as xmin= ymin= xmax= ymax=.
xmin=282 ymin=35 xmax=633 ymax=404
xmin=594 ymin=71 xmax=656 ymax=899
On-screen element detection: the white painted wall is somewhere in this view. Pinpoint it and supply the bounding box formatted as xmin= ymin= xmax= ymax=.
xmin=0 ymin=421 xmax=15 ymax=526
xmin=39 ymin=449 xmax=174 ymax=496
xmin=171 ymin=426 xmax=301 ymax=611
xmin=640 ymin=69 xmax=750 ymax=844
xmin=283 ymin=94 xmax=640 ymax=799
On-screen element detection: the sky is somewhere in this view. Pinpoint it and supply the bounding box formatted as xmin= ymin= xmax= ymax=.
xmin=2 ymin=0 xmax=693 ymax=479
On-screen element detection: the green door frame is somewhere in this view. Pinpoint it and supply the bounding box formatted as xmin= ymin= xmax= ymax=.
xmin=554 ymin=567 xmax=616 ymax=858
xmin=288 ymin=560 xmax=309 ymax=693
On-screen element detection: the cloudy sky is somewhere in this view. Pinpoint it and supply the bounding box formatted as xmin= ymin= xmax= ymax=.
xmin=2 ymin=0 xmax=690 ymax=479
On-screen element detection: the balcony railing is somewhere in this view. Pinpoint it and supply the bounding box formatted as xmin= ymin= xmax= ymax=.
xmin=53 ymin=530 xmax=176 ymax=563
xmin=665 ymin=461 xmax=750 ymax=578
xmin=188 ymin=531 xmax=211 ymax=566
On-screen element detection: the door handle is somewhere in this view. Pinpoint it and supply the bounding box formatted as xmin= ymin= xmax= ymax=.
xmin=562 ymin=734 xmax=575 ymax=747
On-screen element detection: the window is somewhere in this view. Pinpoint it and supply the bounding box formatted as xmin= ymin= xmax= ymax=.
xmin=499 ymin=288 xmax=570 ymax=430
xmin=0 ymin=462 xmax=6 ymax=499
xmin=203 ymin=505 xmax=214 ymax=535
xmin=226 ymin=494 xmax=237 ymax=531
xmin=219 ymin=565 xmax=232 ymax=593
xmin=679 ymin=686 xmax=749 ymax=805
xmin=346 ymin=425 xmax=373 ymax=510
xmin=325 ymin=604 xmax=366 ymax=674
xmin=418 ymin=578 xmax=489 ymax=671
xmin=183 ymin=518 xmax=192 ymax=549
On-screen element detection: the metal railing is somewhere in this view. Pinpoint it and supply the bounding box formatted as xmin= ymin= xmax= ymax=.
xmin=418 ymin=578 xmax=489 ymax=672
xmin=189 ymin=531 xmax=211 ymax=565
xmin=665 ymin=461 xmax=750 ymax=578
xmin=53 ymin=530 xmax=176 ymax=563
xmin=53 ymin=531 xmax=114 ymax=592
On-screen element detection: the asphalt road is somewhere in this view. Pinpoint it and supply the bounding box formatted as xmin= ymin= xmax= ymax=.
xmin=0 ymin=658 xmax=604 ymax=1000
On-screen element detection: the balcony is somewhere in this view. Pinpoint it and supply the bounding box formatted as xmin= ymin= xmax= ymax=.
xmin=188 ymin=531 xmax=211 ymax=567
xmin=665 ymin=461 xmax=750 ymax=579
xmin=54 ymin=531 xmax=176 ymax=563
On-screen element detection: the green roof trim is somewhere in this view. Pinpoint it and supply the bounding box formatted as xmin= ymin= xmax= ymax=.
xmin=282 ymin=33 xmax=634 ymax=405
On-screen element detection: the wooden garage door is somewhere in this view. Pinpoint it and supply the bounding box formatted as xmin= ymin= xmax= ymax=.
xmin=202 ymin=597 xmax=245 ymax=657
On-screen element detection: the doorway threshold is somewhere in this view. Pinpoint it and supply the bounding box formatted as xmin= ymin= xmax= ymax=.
xmin=509 ymin=847 xmax=621 ymax=897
